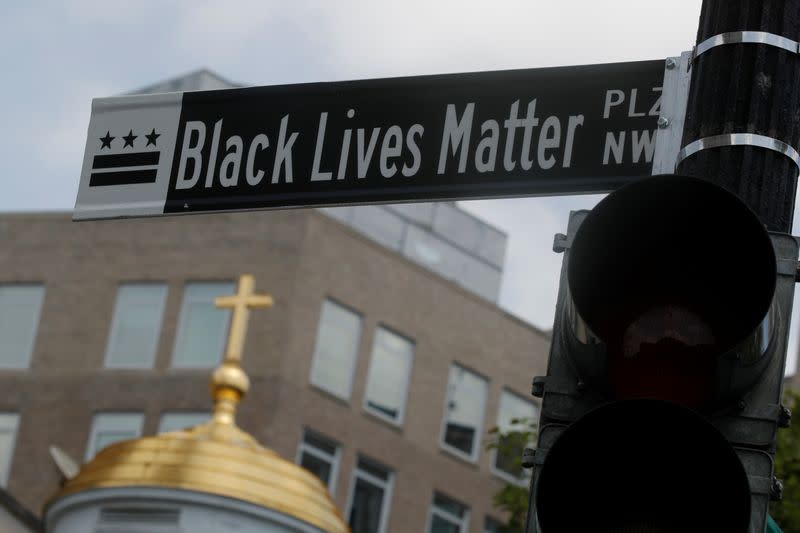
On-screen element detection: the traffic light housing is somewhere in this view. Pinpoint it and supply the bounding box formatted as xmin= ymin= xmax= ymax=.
xmin=527 ymin=175 xmax=798 ymax=532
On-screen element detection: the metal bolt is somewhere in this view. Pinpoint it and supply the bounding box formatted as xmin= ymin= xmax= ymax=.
xmin=576 ymin=380 xmax=587 ymax=393
xmin=553 ymin=233 xmax=568 ymax=253
xmin=771 ymin=476 xmax=784 ymax=502
xmin=665 ymin=58 xmax=677 ymax=70
xmin=778 ymin=404 xmax=792 ymax=429
xmin=657 ymin=116 xmax=670 ymax=129
xmin=532 ymin=376 xmax=546 ymax=398
xmin=522 ymin=447 xmax=537 ymax=469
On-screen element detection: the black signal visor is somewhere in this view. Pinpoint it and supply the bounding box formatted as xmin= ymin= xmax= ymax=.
xmin=567 ymin=175 xmax=776 ymax=408
xmin=536 ymin=399 xmax=751 ymax=532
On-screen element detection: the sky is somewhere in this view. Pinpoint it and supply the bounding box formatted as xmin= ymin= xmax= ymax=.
xmin=2 ymin=1 xmax=797 ymax=373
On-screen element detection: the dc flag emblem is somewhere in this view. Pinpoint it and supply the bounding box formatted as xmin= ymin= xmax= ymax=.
xmin=74 ymin=92 xmax=183 ymax=220
xmin=89 ymin=128 xmax=161 ymax=187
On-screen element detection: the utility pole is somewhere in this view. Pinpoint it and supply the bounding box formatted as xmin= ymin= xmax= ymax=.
xmin=676 ymin=5 xmax=800 ymax=526
xmin=678 ymin=0 xmax=800 ymax=231
xmin=678 ymin=7 xmax=800 ymax=525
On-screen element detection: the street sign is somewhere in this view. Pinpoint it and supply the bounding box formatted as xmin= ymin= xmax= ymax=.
xmin=75 ymin=59 xmax=671 ymax=220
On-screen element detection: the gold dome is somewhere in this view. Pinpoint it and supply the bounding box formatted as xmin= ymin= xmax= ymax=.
xmin=49 ymin=414 xmax=348 ymax=532
xmin=47 ymin=275 xmax=349 ymax=533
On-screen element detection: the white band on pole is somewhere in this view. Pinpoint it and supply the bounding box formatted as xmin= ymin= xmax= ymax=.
xmin=694 ymin=31 xmax=800 ymax=60
xmin=677 ymin=133 xmax=800 ymax=175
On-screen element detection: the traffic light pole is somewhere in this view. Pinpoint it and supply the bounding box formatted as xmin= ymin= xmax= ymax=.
xmin=677 ymin=0 xmax=800 ymax=232
xmin=675 ymin=2 xmax=800 ymax=529
xmin=525 ymin=3 xmax=800 ymax=532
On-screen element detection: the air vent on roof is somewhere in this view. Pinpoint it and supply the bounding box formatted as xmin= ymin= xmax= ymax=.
xmin=96 ymin=507 xmax=180 ymax=533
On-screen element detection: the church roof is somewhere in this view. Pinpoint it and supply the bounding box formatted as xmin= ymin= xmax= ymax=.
xmin=50 ymin=418 xmax=347 ymax=532
xmin=45 ymin=275 xmax=347 ymax=533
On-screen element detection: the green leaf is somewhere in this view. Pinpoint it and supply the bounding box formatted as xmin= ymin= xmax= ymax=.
xmin=770 ymin=389 xmax=800 ymax=533
xmin=485 ymin=418 xmax=538 ymax=532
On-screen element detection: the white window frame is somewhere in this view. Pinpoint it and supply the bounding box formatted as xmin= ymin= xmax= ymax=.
xmin=362 ymin=326 xmax=414 ymax=426
xmin=0 ymin=284 xmax=45 ymax=369
xmin=170 ymin=281 xmax=234 ymax=369
xmin=0 ymin=414 xmax=20 ymax=487
xmin=345 ymin=457 xmax=394 ymax=533
xmin=439 ymin=364 xmax=489 ymax=463
xmin=104 ymin=282 xmax=168 ymax=369
xmin=490 ymin=389 xmax=538 ymax=486
xmin=295 ymin=428 xmax=341 ymax=496
xmin=308 ymin=298 xmax=363 ymax=400
xmin=85 ymin=412 xmax=144 ymax=461
xmin=426 ymin=492 xmax=470 ymax=533
xmin=157 ymin=411 xmax=209 ymax=433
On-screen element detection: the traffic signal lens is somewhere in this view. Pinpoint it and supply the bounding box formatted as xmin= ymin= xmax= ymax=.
xmin=535 ymin=399 xmax=751 ymax=532
xmin=567 ymin=175 xmax=776 ymax=408
xmin=612 ymin=303 xmax=718 ymax=408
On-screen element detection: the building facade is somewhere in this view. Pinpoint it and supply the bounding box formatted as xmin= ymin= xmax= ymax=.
xmin=0 ymin=208 xmax=549 ymax=532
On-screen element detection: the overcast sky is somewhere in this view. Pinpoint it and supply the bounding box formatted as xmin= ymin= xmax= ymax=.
xmin=2 ymin=1 xmax=798 ymax=373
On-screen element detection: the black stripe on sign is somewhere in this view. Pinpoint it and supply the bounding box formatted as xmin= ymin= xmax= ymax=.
xmin=92 ymin=152 xmax=160 ymax=169
xmin=89 ymin=169 xmax=158 ymax=187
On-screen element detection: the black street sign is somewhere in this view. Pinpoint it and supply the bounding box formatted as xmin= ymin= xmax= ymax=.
xmin=75 ymin=60 xmax=667 ymax=220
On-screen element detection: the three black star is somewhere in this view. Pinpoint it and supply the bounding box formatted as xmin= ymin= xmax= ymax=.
xmin=99 ymin=128 xmax=160 ymax=150
xmin=145 ymin=128 xmax=160 ymax=147
xmin=99 ymin=131 xmax=115 ymax=149
xmin=122 ymin=129 xmax=138 ymax=148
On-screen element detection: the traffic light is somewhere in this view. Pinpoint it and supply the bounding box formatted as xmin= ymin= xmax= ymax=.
xmin=526 ymin=174 xmax=797 ymax=532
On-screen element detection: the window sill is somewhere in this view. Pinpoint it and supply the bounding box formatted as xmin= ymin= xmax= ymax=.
xmin=103 ymin=365 xmax=157 ymax=371
xmin=309 ymin=383 xmax=352 ymax=407
xmin=362 ymin=407 xmax=403 ymax=433
xmin=439 ymin=444 xmax=479 ymax=469
xmin=490 ymin=466 xmax=530 ymax=487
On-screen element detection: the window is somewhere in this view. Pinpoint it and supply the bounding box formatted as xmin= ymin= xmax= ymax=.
xmin=347 ymin=457 xmax=393 ymax=533
xmin=86 ymin=413 xmax=143 ymax=461
xmin=158 ymin=412 xmax=208 ymax=433
xmin=493 ymin=390 xmax=538 ymax=481
xmin=363 ymin=327 xmax=414 ymax=424
xmin=0 ymin=284 xmax=44 ymax=368
xmin=97 ymin=508 xmax=180 ymax=533
xmin=171 ymin=282 xmax=234 ymax=368
xmin=309 ymin=299 xmax=362 ymax=399
xmin=296 ymin=428 xmax=340 ymax=494
xmin=428 ymin=493 xmax=469 ymax=533
xmin=0 ymin=414 xmax=19 ymax=486
xmin=441 ymin=365 xmax=488 ymax=461
xmin=484 ymin=517 xmax=503 ymax=533
xmin=105 ymin=283 xmax=167 ymax=368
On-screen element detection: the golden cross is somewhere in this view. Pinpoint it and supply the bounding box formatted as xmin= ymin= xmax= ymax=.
xmin=214 ymin=274 xmax=273 ymax=363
